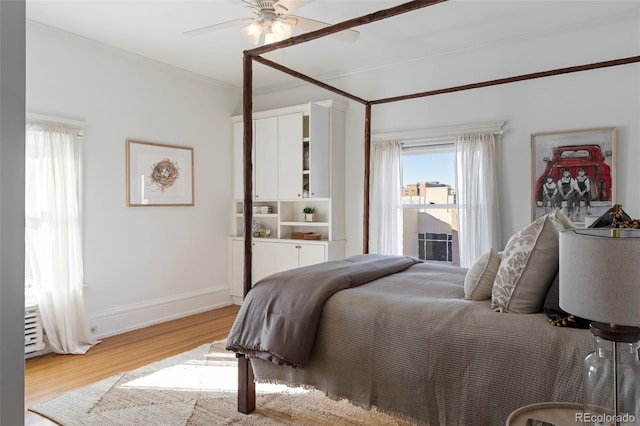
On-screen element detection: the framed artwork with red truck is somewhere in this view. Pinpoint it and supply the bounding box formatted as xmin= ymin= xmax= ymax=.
xmin=531 ymin=127 xmax=616 ymax=225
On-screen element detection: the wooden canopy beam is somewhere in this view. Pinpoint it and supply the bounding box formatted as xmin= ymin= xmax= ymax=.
xmin=245 ymin=0 xmax=447 ymax=57
xmin=252 ymin=56 xmax=368 ymax=105
xmin=370 ymin=56 xmax=640 ymax=105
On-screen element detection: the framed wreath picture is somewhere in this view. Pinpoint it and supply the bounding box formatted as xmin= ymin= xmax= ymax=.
xmin=126 ymin=140 xmax=194 ymax=206
xmin=531 ymin=127 xmax=616 ymax=225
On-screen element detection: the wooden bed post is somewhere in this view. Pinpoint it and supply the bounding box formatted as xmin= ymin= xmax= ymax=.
xmin=238 ymin=51 xmax=256 ymax=414
xmin=363 ymin=103 xmax=371 ymax=254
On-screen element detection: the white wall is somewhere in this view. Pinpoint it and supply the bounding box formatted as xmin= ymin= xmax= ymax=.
xmin=252 ymin=12 xmax=640 ymax=257
xmin=1 ymin=2 xmax=26 ymax=423
xmin=26 ymin=22 xmax=241 ymax=338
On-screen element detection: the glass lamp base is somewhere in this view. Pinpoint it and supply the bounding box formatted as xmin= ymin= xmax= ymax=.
xmin=582 ymin=323 xmax=640 ymax=426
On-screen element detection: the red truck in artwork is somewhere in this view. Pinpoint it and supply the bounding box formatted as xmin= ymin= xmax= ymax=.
xmin=535 ymin=144 xmax=613 ymax=207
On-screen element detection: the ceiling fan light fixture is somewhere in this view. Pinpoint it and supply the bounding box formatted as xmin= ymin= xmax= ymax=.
xmin=241 ymin=21 xmax=263 ymax=45
xmin=184 ymin=0 xmax=360 ymax=45
xmin=263 ymin=28 xmax=276 ymax=45
xmin=271 ymin=20 xmax=292 ymax=41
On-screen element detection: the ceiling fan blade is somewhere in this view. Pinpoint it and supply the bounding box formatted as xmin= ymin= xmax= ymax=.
xmin=289 ymin=15 xmax=359 ymax=43
xmin=227 ymin=0 xmax=260 ymax=13
xmin=183 ymin=18 xmax=251 ymax=37
xmin=274 ymin=0 xmax=315 ymax=15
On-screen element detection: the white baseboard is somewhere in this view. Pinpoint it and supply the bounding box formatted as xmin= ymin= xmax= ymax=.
xmin=88 ymin=285 xmax=233 ymax=339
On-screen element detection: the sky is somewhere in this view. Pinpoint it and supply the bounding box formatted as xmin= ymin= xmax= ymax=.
xmin=402 ymin=152 xmax=455 ymax=187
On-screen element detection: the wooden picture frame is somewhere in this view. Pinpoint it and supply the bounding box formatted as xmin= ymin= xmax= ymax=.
xmin=531 ymin=127 xmax=616 ymax=225
xmin=126 ymin=140 xmax=194 ymax=206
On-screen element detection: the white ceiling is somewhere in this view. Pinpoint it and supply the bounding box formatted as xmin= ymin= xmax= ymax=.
xmin=26 ymin=0 xmax=640 ymax=93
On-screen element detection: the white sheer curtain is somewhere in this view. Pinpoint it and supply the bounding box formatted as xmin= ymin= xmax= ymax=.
xmin=455 ymin=132 xmax=500 ymax=268
xmin=25 ymin=124 xmax=98 ymax=354
xmin=370 ymin=140 xmax=403 ymax=255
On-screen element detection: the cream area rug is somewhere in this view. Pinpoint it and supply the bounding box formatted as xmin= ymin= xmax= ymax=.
xmin=30 ymin=340 xmax=411 ymax=425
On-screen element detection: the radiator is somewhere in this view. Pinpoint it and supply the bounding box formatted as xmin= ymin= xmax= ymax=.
xmin=25 ymin=304 xmax=46 ymax=354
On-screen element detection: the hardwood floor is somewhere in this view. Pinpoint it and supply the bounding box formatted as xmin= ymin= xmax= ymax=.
xmin=25 ymin=304 xmax=240 ymax=425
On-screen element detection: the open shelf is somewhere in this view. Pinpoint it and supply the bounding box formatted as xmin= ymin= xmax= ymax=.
xmin=233 ymin=199 xmax=331 ymax=240
xmin=280 ymin=221 xmax=329 ymax=227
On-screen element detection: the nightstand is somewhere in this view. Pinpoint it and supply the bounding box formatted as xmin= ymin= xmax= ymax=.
xmin=507 ymin=402 xmax=583 ymax=426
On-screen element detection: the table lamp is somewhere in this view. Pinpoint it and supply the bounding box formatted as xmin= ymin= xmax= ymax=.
xmin=559 ymin=228 xmax=640 ymax=426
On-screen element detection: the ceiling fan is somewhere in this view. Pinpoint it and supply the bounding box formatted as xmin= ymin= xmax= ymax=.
xmin=183 ymin=0 xmax=359 ymax=46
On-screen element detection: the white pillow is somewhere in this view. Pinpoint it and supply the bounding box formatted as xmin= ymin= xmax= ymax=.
xmin=491 ymin=214 xmax=560 ymax=313
xmin=547 ymin=208 xmax=573 ymax=230
xmin=464 ymin=249 xmax=502 ymax=301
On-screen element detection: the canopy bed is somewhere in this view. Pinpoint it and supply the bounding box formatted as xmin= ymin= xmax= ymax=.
xmin=231 ymin=0 xmax=640 ymax=423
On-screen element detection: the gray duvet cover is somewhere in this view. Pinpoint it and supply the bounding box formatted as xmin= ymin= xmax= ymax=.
xmin=227 ymin=254 xmax=421 ymax=367
xmin=249 ymin=260 xmax=592 ymax=425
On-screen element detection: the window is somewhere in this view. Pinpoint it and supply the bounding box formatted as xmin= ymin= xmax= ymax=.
xmin=401 ymin=144 xmax=458 ymax=265
xmin=373 ymin=122 xmax=502 ymax=266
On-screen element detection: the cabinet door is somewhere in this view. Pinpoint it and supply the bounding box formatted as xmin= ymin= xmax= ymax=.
xmin=309 ymin=103 xmax=330 ymax=198
xmin=298 ymin=243 xmax=327 ymax=267
xmin=254 ymin=117 xmax=278 ymax=200
xmin=252 ymin=240 xmax=278 ymax=283
xmin=230 ymin=239 xmax=244 ymax=300
xmin=277 ymin=113 xmax=304 ymax=199
xmin=274 ymin=242 xmax=300 ymax=273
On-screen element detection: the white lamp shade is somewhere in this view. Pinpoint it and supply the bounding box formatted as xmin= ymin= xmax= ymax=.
xmin=559 ymin=228 xmax=640 ymax=327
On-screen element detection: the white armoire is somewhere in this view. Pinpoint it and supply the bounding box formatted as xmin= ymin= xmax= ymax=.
xmin=229 ymin=100 xmax=347 ymax=304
